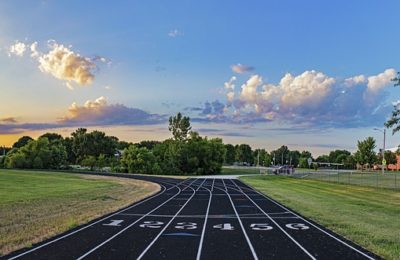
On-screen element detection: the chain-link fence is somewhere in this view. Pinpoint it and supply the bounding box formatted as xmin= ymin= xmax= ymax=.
xmin=293 ymin=171 xmax=399 ymax=190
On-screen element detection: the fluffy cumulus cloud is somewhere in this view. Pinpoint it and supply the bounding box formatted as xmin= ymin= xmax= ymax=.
xmin=38 ymin=42 xmax=96 ymax=88
xmin=7 ymin=40 xmax=106 ymax=89
xmin=9 ymin=41 xmax=26 ymax=56
xmin=231 ymin=63 xmax=254 ymax=74
xmin=199 ymin=68 xmax=398 ymax=128
xmin=58 ymin=96 xmax=166 ymax=126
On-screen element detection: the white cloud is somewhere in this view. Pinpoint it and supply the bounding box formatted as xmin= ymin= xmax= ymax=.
xmin=344 ymin=74 xmax=366 ymax=86
xmin=231 ymin=63 xmax=254 ymax=74
xmin=59 ymin=96 xmax=165 ymax=125
xmin=8 ymin=40 xmax=106 ymax=89
xmin=168 ymin=29 xmax=183 ymax=38
xmin=219 ymin=68 xmax=397 ymax=128
xmin=30 ymin=42 xmax=39 ymax=57
xmin=9 ymin=41 xmax=26 ymax=56
xmin=224 ymin=76 xmax=236 ymax=90
xmin=38 ymin=42 xmax=96 ymax=88
xmin=367 ymin=68 xmax=396 ymax=93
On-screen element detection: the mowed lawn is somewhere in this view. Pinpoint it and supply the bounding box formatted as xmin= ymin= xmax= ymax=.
xmin=0 ymin=170 xmax=160 ymax=256
xmin=241 ymin=175 xmax=400 ymax=259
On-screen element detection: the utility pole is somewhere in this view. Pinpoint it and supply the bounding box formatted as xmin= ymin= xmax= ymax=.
xmin=374 ymin=128 xmax=386 ymax=174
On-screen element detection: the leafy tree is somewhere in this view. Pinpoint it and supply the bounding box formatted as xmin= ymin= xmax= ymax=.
xmin=71 ymin=128 xmax=118 ymax=163
xmin=300 ymin=151 xmax=313 ymax=160
xmin=235 ymin=144 xmax=253 ymax=164
xmin=153 ymin=139 xmax=183 ymax=175
xmin=121 ymin=145 xmax=160 ymax=174
xmin=168 ymin=112 xmax=192 ymax=141
xmin=81 ymin=155 xmax=97 ymax=170
xmin=39 ymin=133 xmax=63 ymax=142
xmin=5 ymin=137 xmax=66 ymax=169
xmin=117 ymin=141 xmax=132 ymax=150
xmin=328 ymin=150 xmax=351 ymax=163
xmin=12 ymin=136 xmax=33 ymax=148
xmin=271 ymin=145 xmax=289 ymax=165
xmin=224 ymin=144 xmax=236 ymax=165
xmin=376 ymin=150 xmax=397 ymax=165
xmin=385 ymin=72 xmax=400 ymax=133
xmin=135 ymin=140 xmax=161 ymax=150
xmin=354 ymin=137 xmax=377 ymax=169
xmin=316 ymin=155 xmax=330 ymax=163
xmin=344 ymin=155 xmax=356 ymax=169
xmin=298 ymin=157 xmax=309 ymax=168
xmin=253 ymin=149 xmax=271 ymax=167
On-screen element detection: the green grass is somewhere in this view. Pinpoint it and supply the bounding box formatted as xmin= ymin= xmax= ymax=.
xmin=221 ymin=167 xmax=261 ymax=175
xmin=240 ymin=175 xmax=400 ymax=259
xmin=0 ymin=169 xmax=159 ymax=256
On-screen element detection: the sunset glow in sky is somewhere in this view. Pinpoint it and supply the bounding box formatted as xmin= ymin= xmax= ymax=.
xmin=1 ymin=0 xmax=400 ymax=155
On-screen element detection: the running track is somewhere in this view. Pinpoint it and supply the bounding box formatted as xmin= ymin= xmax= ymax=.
xmin=4 ymin=174 xmax=379 ymax=260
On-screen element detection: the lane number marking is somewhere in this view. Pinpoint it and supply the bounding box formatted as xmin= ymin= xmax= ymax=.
xmin=250 ymin=223 xmax=273 ymax=231
xmin=175 ymin=222 xmax=197 ymax=230
xmin=139 ymin=221 xmax=164 ymax=229
xmin=213 ymin=223 xmax=235 ymax=230
xmin=286 ymin=223 xmax=309 ymax=230
xmin=103 ymin=220 xmax=124 ymax=227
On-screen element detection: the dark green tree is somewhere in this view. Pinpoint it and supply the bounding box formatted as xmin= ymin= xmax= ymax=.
xmin=224 ymin=144 xmax=236 ymax=165
xmin=235 ymin=144 xmax=253 ymax=164
xmin=12 ymin=136 xmax=33 ymax=148
xmin=385 ymin=72 xmax=400 ymax=133
xmin=354 ymin=137 xmax=377 ymax=169
xmin=168 ymin=112 xmax=192 ymax=141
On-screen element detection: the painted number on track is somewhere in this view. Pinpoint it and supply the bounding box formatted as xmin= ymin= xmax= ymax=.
xmin=285 ymin=223 xmax=309 ymax=230
xmin=250 ymin=223 xmax=273 ymax=231
xmin=103 ymin=220 xmax=124 ymax=227
xmin=213 ymin=223 xmax=235 ymax=230
xmin=139 ymin=221 xmax=164 ymax=229
xmin=175 ymin=222 xmax=197 ymax=230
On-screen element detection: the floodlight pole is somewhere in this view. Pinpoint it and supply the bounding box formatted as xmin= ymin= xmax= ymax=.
xmin=374 ymin=128 xmax=386 ymax=174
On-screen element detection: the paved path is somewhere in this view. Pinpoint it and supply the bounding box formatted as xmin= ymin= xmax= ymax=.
xmin=4 ymin=174 xmax=379 ymax=260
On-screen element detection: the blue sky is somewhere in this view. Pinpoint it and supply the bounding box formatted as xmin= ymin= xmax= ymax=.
xmin=0 ymin=0 xmax=400 ymax=155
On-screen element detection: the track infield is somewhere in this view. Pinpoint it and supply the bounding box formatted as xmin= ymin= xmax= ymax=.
xmin=3 ymin=175 xmax=380 ymax=260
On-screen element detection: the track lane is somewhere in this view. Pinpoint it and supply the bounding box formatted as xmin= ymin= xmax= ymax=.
xmin=77 ymin=178 xmax=200 ymax=259
xmin=6 ymin=177 xmax=188 ymax=260
xmin=138 ymin=179 xmax=212 ymax=259
xmin=230 ymin=179 xmax=377 ymax=260
xmin=199 ymin=179 xmax=255 ymax=260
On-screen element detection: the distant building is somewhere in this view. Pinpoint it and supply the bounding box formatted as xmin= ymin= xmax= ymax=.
xmin=388 ymin=155 xmax=400 ymax=171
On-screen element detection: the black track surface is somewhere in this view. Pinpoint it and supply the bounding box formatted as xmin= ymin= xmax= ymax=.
xmin=4 ymin=174 xmax=380 ymax=260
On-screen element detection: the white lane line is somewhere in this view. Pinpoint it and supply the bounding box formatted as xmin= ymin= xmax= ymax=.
xmin=196 ymin=178 xmax=215 ymax=260
xmin=222 ymin=179 xmax=259 ymax=260
xmin=196 ymin=178 xmax=207 ymax=191
xmin=229 ymin=179 xmax=316 ymax=260
xmin=76 ymin=179 xmax=197 ymax=260
xmin=9 ymin=178 xmax=192 ymax=259
xmin=233 ymin=179 xmax=375 ymax=260
xmin=7 ymin=183 xmax=167 ymax=260
xmin=137 ymin=179 xmax=201 ymax=260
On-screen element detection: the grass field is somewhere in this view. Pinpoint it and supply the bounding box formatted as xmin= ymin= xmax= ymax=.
xmin=241 ymin=175 xmax=400 ymax=259
xmin=0 ymin=169 xmax=159 ymax=256
xmin=221 ymin=167 xmax=262 ymax=175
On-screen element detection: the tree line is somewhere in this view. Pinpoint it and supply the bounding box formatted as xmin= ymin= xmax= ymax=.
xmin=0 ymin=113 xmax=398 ymax=174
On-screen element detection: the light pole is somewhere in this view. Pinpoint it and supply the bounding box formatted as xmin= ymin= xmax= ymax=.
xmin=374 ymin=128 xmax=386 ymax=174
